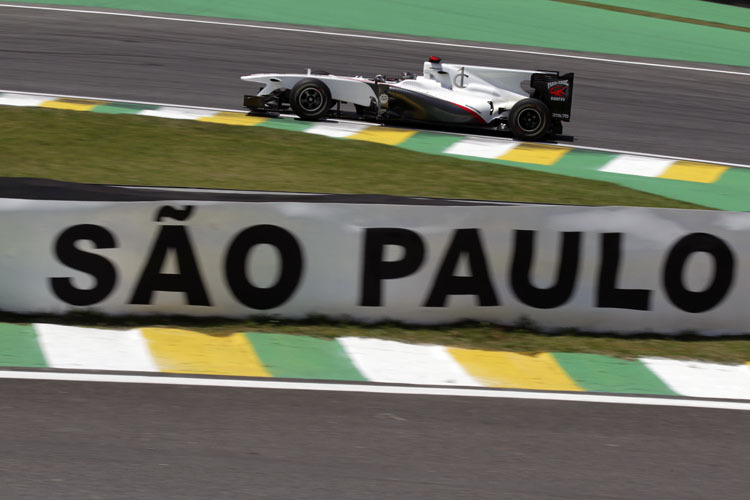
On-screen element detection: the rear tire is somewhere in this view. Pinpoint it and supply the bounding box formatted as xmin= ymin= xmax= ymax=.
xmin=290 ymin=78 xmax=332 ymax=121
xmin=509 ymin=98 xmax=551 ymax=141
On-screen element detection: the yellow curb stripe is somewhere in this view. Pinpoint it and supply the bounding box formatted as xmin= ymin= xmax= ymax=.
xmin=40 ymin=98 xmax=108 ymax=111
xmin=499 ymin=144 xmax=570 ymax=165
xmin=658 ymin=160 xmax=729 ymax=184
xmin=448 ymin=349 xmax=583 ymax=391
xmin=141 ymin=328 xmax=270 ymax=377
xmin=198 ymin=111 xmax=268 ymax=126
xmin=347 ymin=127 xmax=418 ymax=146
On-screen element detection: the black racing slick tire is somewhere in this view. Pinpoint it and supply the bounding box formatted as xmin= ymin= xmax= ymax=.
xmin=290 ymin=78 xmax=332 ymax=121
xmin=508 ymin=98 xmax=552 ymax=141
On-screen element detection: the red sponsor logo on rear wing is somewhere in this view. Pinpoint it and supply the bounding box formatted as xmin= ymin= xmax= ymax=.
xmin=549 ymin=84 xmax=568 ymax=98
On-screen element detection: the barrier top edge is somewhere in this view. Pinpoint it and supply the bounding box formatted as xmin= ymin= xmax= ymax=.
xmin=0 ymin=178 xmax=545 ymax=207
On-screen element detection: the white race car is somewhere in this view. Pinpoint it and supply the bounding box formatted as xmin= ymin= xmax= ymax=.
xmin=241 ymin=56 xmax=574 ymax=141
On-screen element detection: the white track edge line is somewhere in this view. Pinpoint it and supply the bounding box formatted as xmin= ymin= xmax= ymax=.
xmin=0 ymin=89 xmax=240 ymax=112
xmin=0 ymin=370 xmax=748 ymax=411
xmin=4 ymin=89 xmax=746 ymax=168
xmin=1 ymin=4 xmax=748 ymax=77
xmin=560 ymin=144 xmax=749 ymax=167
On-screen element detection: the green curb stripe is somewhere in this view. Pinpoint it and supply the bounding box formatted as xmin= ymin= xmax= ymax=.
xmin=245 ymin=332 xmax=367 ymax=381
xmin=398 ymin=131 xmax=466 ymax=155
xmin=0 ymin=323 xmax=47 ymax=368
xmin=543 ymin=150 xmax=619 ymax=174
xmin=257 ymin=118 xmax=316 ymax=133
xmin=91 ymin=102 xmax=160 ymax=114
xmin=482 ymin=151 xmax=618 ymax=179
xmin=707 ymin=167 xmax=750 ymax=212
xmin=552 ymin=352 xmax=679 ymax=396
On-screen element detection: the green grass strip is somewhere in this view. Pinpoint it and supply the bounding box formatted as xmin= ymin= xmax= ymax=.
xmin=245 ymin=332 xmax=367 ymax=381
xmin=0 ymin=323 xmax=47 ymax=367
xmin=2 ymin=106 xmax=702 ymax=209
xmin=552 ymin=352 xmax=678 ymax=396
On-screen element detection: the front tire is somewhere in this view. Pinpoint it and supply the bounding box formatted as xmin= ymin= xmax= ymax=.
xmin=290 ymin=78 xmax=332 ymax=121
xmin=509 ymin=98 xmax=551 ymax=141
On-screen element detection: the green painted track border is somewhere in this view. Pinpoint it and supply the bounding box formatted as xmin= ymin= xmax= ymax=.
xmin=5 ymin=1 xmax=749 ymax=66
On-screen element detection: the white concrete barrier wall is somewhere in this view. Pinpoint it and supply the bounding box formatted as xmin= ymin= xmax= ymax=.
xmin=0 ymin=194 xmax=747 ymax=335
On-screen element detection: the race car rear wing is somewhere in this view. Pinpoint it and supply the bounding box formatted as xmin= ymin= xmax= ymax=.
xmin=530 ymin=72 xmax=574 ymax=122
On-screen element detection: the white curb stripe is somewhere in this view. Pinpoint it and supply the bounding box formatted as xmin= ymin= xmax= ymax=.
xmin=599 ymin=155 xmax=676 ymax=177
xmin=35 ymin=324 xmax=158 ymax=372
xmin=444 ymin=137 xmax=519 ymax=159
xmin=0 ymin=90 xmax=241 ymax=112
xmin=641 ymin=357 xmax=750 ymax=400
xmin=0 ymin=93 xmax=50 ymax=107
xmin=338 ymin=337 xmax=480 ymax=386
xmin=305 ymin=122 xmax=370 ymax=138
xmin=138 ymin=107 xmax=218 ymax=120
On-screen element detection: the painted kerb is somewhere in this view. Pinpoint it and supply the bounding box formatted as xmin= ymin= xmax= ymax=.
xmin=2 ymin=323 xmax=749 ymax=399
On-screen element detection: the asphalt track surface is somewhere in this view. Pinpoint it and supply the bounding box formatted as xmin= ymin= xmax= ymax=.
xmin=1 ymin=5 xmax=748 ymax=164
xmin=0 ymin=377 xmax=748 ymax=500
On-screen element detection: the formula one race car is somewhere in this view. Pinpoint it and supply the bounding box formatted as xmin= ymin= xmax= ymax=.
xmin=241 ymin=56 xmax=574 ymax=141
